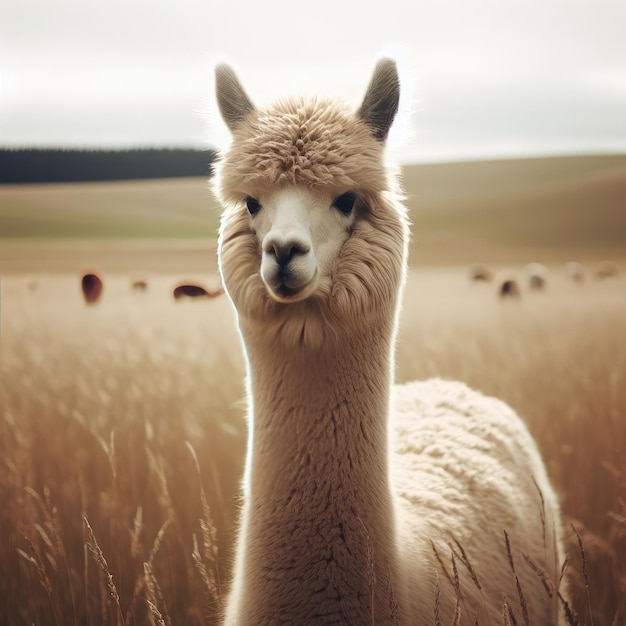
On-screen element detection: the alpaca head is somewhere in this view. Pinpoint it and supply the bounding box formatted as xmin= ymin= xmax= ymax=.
xmin=213 ymin=60 xmax=409 ymax=347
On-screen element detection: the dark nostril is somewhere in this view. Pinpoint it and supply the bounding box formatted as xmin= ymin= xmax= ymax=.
xmin=272 ymin=243 xmax=292 ymax=266
xmin=267 ymin=239 xmax=310 ymax=265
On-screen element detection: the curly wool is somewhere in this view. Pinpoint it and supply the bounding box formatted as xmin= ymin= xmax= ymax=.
xmin=214 ymin=97 xmax=398 ymax=204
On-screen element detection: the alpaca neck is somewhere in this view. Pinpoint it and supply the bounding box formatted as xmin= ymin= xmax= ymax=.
xmin=230 ymin=321 xmax=401 ymax=624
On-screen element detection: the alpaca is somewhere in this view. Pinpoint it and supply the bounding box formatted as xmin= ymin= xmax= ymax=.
xmin=81 ymin=271 xmax=103 ymax=304
xmin=213 ymin=60 xmax=565 ymax=625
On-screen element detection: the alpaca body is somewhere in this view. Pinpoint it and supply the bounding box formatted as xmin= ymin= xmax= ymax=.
xmin=393 ymin=379 xmax=562 ymax=624
xmin=213 ymin=60 xmax=565 ymax=625
xmin=224 ymin=339 xmax=562 ymax=624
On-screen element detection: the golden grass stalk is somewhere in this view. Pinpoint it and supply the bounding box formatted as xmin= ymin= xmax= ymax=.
xmin=146 ymin=600 xmax=167 ymax=626
xmin=522 ymin=553 xmax=556 ymax=598
xmin=607 ymin=510 xmax=626 ymax=527
xmin=558 ymin=555 xmax=569 ymax=590
xmin=502 ymin=596 xmax=518 ymax=626
xmin=199 ymin=493 xmax=219 ymax=566
xmin=148 ymin=518 xmax=171 ymax=565
xmin=146 ymin=447 xmax=176 ymax=522
xmin=192 ymin=534 xmax=222 ymax=617
xmin=433 ymin=572 xmax=442 ymax=626
xmin=451 ymin=552 xmax=462 ymax=626
xmin=139 ymin=522 xmax=174 ymax=625
xmin=558 ymin=589 xmax=579 ymax=626
xmin=187 ymin=440 xmax=222 ymax=609
xmin=83 ymin=516 xmax=125 ymax=626
xmin=130 ymin=506 xmax=143 ymax=561
xmin=387 ymin=564 xmax=401 ymax=626
xmin=144 ymin=561 xmax=172 ymax=626
xmin=430 ymin=540 xmax=455 ymax=591
xmin=515 ymin=576 xmax=529 ymax=626
xmin=17 ymin=541 xmax=52 ymax=597
xmin=448 ymin=539 xmax=482 ymax=590
xmin=17 ymin=539 xmax=62 ymax=626
xmin=504 ymin=530 xmax=516 ymax=573
xmin=571 ymin=524 xmax=594 ymax=626
xmin=504 ymin=530 xmax=530 ymax=625
xmin=186 ymin=442 xmax=220 ymax=563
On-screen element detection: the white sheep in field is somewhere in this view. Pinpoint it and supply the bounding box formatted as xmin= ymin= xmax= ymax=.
xmin=212 ymin=59 xmax=566 ymax=625
xmin=524 ymin=262 xmax=548 ymax=291
xmin=468 ymin=262 xmax=494 ymax=283
xmin=595 ymin=260 xmax=619 ymax=280
xmin=565 ymin=261 xmax=585 ymax=284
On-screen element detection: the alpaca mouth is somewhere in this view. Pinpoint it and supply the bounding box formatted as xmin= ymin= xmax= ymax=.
xmin=273 ymin=284 xmax=305 ymax=300
xmin=265 ymin=274 xmax=318 ymax=304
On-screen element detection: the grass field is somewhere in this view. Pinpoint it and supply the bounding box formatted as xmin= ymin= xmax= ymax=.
xmin=1 ymin=155 xmax=625 ymax=624
xmin=1 ymin=154 xmax=625 ymax=272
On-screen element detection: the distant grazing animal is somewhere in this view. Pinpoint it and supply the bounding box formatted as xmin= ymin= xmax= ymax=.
xmin=499 ymin=276 xmax=521 ymax=299
xmin=213 ymin=59 xmax=565 ymax=624
xmin=173 ymin=283 xmax=224 ymax=300
xmin=595 ymin=260 xmax=619 ymax=280
xmin=565 ymin=261 xmax=585 ymax=284
xmin=494 ymin=270 xmax=521 ymax=300
xmin=81 ymin=272 xmax=103 ymax=304
xmin=131 ymin=279 xmax=148 ymax=291
xmin=468 ymin=262 xmax=493 ymax=282
xmin=524 ymin=262 xmax=548 ymax=291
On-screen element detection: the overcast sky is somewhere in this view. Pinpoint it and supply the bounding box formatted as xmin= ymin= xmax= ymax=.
xmin=1 ymin=0 xmax=625 ymax=162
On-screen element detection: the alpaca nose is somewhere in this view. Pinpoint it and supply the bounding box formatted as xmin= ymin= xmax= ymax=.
xmin=264 ymin=236 xmax=310 ymax=266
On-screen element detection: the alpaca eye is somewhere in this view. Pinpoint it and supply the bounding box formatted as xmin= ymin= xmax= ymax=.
xmin=332 ymin=192 xmax=356 ymax=215
xmin=245 ymin=196 xmax=262 ymax=215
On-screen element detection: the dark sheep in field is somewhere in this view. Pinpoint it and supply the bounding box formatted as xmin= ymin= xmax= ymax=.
xmin=496 ymin=272 xmax=521 ymax=300
xmin=468 ymin=263 xmax=493 ymax=283
xmin=173 ymin=283 xmax=225 ymax=300
xmin=81 ymin=272 xmax=103 ymax=304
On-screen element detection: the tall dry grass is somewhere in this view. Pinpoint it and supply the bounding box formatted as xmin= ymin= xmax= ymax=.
xmin=1 ymin=268 xmax=625 ymax=624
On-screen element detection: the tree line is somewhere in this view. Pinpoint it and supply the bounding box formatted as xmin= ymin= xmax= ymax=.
xmin=0 ymin=148 xmax=217 ymax=184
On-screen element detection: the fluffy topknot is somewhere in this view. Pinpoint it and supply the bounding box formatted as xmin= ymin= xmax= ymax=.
xmin=213 ymin=97 xmax=396 ymax=208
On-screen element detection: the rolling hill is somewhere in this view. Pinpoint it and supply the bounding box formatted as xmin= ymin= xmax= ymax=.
xmin=1 ymin=154 xmax=624 ymax=271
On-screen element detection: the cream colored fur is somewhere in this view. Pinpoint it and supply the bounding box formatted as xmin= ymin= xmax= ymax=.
xmin=213 ymin=59 xmax=565 ymax=625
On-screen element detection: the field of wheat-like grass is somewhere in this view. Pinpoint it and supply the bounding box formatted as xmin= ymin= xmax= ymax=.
xmin=1 ymin=265 xmax=625 ymax=625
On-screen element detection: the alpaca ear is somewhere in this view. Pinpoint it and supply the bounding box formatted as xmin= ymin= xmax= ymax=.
xmin=215 ymin=64 xmax=256 ymax=132
xmin=357 ymin=58 xmax=400 ymax=142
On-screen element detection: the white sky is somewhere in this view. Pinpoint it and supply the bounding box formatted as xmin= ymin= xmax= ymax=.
xmin=1 ymin=0 xmax=625 ymax=163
